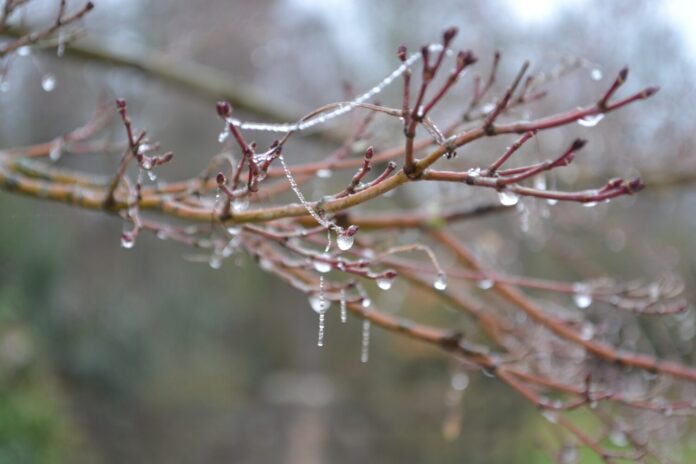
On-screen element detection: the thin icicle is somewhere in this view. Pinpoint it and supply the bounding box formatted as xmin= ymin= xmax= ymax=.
xmin=361 ymin=319 xmax=371 ymax=363
xmin=228 ymin=44 xmax=451 ymax=134
xmin=317 ymin=275 xmax=326 ymax=347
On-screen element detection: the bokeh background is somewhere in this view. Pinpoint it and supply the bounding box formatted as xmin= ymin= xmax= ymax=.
xmin=1 ymin=0 xmax=695 ymax=462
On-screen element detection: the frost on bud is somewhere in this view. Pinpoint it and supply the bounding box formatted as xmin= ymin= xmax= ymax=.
xmin=397 ymin=45 xmax=408 ymax=62
xmin=216 ymin=100 xmax=232 ymax=118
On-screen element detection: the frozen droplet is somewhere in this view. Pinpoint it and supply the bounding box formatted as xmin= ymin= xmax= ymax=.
xmin=361 ymin=319 xmax=371 ymax=363
xmin=309 ymin=295 xmax=330 ymax=313
xmin=362 ymin=298 xmax=371 ymax=308
xmin=156 ymin=230 xmax=168 ymax=240
xmin=41 ymin=73 xmax=56 ymax=92
xmin=451 ymin=372 xmax=469 ymax=391
xmin=477 ymin=278 xmax=494 ymax=290
xmin=433 ymin=273 xmax=448 ymax=291
xmin=498 ymin=190 xmax=519 ymax=206
xmin=590 ymin=68 xmax=603 ymax=81
xmin=120 ymin=233 xmax=135 ymax=249
xmin=313 ymin=254 xmax=332 ymax=274
xmin=577 ymin=113 xmax=604 ymax=127
xmin=49 ymin=144 xmax=61 ymax=161
xmin=147 ymin=170 xmax=157 ymax=181
xmin=209 ymin=256 xmax=222 ymax=269
xmin=467 ymin=167 xmax=481 ymax=178
xmin=582 ymin=201 xmax=597 ymax=208
xmin=610 ymin=431 xmax=627 ymax=447
xmin=17 ymin=46 xmax=31 ymax=57
xmin=340 ymin=289 xmax=347 ymax=323
xmin=232 ymin=197 xmax=249 ymax=213
xmin=226 ymin=226 xmax=240 ymax=235
xmin=541 ymin=410 xmax=559 ymax=424
xmin=376 ymin=275 xmax=394 ymax=290
xmin=546 ymin=198 xmax=558 ymax=206
xmin=481 ymin=103 xmax=495 ymax=114
xmin=337 ymin=233 xmax=354 ymax=251
xmin=317 ymin=168 xmax=333 ymax=178
xmin=579 ymin=323 xmax=595 ymax=340
xmin=317 ymin=309 xmax=326 ymax=347
xmin=218 ymin=127 xmax=229 ymax=143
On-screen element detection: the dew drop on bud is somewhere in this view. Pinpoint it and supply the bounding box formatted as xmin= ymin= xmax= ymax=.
xmin=317 ymin=168 xmax=333 ymax=178
xmin=577 ymin=113 xmax=604 ymax=127
xmin=120 ymin=233 xmax=135 ymax=249
xmin=337 ymin=233 xmax=354 ymax=251
xmin=41 ymin=73 xmax=56 ymax=92
xmin=313 ymin=254 xmax=332 ymax=274
xmin=376 ymin=275 xmax=394 ymax=290
xmin=498 ymin=190 xmax=519 ymax=206
xmin=477 ymin=278 xmax=494 ymax=290
xmin=433 ymin=273 xmax=448 ymax=291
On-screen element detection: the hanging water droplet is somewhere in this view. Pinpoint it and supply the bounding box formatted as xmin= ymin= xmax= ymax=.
xmin=41 ymin=73 xmax=56 ymax=92
xmin=340 ymin=289 xmax=347 ymax=323
xmin=590 ymin=68 xmax=603 ymax=81
xmin=609 ymin=430 xmax=627 ymax=447
xmin=209 ymin=256 xmax=222 ymax=269
xmin=232 ymin=197 xmax=249 ymax=213
xmin=451 ymin=372 xmax=469 ymax=391
xmin=309 ymin=295 xmax=330 ymax=313
xmin=546 ymin=198 xmax=558 ymax=206
xmin=120 ymin=233 xmax=135 ymax=249
xmin=433 ymin=273 xmax=448 ymax=291
xmin=572 ymin=283 xmax=593 ymax=308
xmin=579 ymin=323 xmax=595 ymax=340
xmin=337 ymin=233 xmax=354 ymax=251
xmin=477 ymin=278 xmax=494 ymax=290
xmin=577 ymin=113 xmax=605 ymax=127
xmin=361 ymin=319 xmax=371 ymax=363
xmin=582 ymin=201 xmax=598 ymax=208
xmin=362 ymin=297 xmax=371 ymax=308
xmin=376 ymin=275 xmax=394 ymax=290
xmin=147 ymin=170 xmax=157 ymax=181
xmin=498 ymin=190 xmax=519 ymax=206
xmin=313 ymin=254 xmax=332 ymax=273
xmin=17 ymin=46 xmax=31 ymax=57
xmin=317 ymin=168 xmax=333 ymax=178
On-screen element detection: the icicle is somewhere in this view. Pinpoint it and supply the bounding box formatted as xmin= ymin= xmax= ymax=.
xmin=278 ymin=153 xmax=334 ymax=230
xmin=317 ymin=275 xmax=327 ymax=347
xmin=361 ymin=319 xmax=371 ymax=363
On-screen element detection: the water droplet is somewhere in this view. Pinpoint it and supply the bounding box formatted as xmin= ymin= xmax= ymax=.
xmin=309 ymin=295 xmax=330 ymax=313
xmin=580 ymin=323 xmax=595 ymax=340
xmin=498 ymin=190 xmax=519 ymax=206
xmin=147 ymin=170 xmax=157 ymax=181
xmin=156 ymin=230 xmax=168 ymax=240
xmin=433 ymin=273 xmax=448 ymax=291
xmin=610 ymin=431 xmax=627 ymax=447
xmin=533 ymin=175 xmax=547 ymax=190
xmin=49 ymin=144 xmax=61 ymax=161
xmin=582 ymin=201 xmax=597 ymax=208
xmin=340 ymin=289 xmax=347 ymax=323
xmin=477 ymin=279 xmax=494 ymax=290
xmin=41 ymin=73 xmax=56 ymax=92
xmin=577 ymin=113 xmax=604 ymax=127
xmin=313 ymin=254 xmax=332 ymax=273
xmin=218 ymin=127 xmax=229 ymax=143
xmin=209 ymin=256 xmax=222 ymax=269
xmin=572 ymin=284 xmax=593 ymax=308
xmin=546 ymin=198 xmax=558 ymax=206
xmin=337 ymin=233 xmax=354 ymax=251
xmin=361 ymin=319 xmax=371 ymax=363
xmin=362 ymin=298 xmax=371 ymax=308
xmin=317 ymin=168 xmax=333 ymax=178
xmin=467 ymin=167 xmax=481 ymax=178
xmin=232 ymin=197 xmax=249 ymax=213
xmin=0 ymin=81 xmax=9 ymax=93
xmin=376 ymin=275 xmax=394 ymax=290
xmin=451 ymin=372 xmax=469 ymax=391
xmin=120 ymin=233 xmax=135 ymax=249
xmin=541 ymin=410 xmax=559 ymax=424
xmin=591 ymin=68 xmax=603 ymax=81
xmin=17 ymin=46 xmax=31 ymax=57
xmin=226 ymin=226 xmax=240 ymax=235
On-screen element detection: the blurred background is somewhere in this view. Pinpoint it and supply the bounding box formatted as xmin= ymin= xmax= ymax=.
xmin=0 ymin=0 xmax=695 ymax=462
